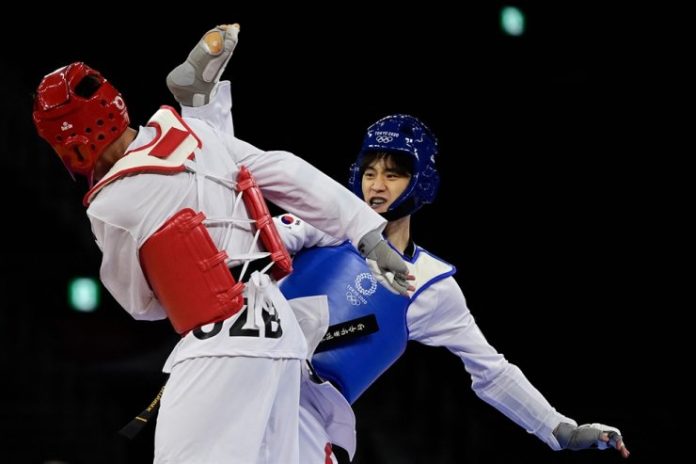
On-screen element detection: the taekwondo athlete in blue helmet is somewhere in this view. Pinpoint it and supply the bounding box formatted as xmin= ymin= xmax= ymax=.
xmin=277 ymin=114 xmax=630 ymax=463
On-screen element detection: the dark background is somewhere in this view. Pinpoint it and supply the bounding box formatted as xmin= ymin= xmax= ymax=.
xmin=0 ymin=3 xmax=686 ymax=463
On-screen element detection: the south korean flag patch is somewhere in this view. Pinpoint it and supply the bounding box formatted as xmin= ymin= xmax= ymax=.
xmin=278 ymin=214 xmax=302 ymax=229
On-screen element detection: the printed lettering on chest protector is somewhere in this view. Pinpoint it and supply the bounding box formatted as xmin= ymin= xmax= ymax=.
xmin=192 ymin=296 xmax=283 ymax=340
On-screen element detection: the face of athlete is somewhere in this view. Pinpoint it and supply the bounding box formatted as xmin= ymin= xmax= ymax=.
xmin=361 ymin=156 xmax=411 ymax=213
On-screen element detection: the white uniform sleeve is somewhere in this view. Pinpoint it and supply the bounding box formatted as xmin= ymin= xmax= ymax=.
xmin=408 ymin=277 xmax=575 ymax=450
xmin=244 ymin=150 xmax=383 ymax=245
xmin=273 ymin=214 xmax=342 ymax=254
xmin=88 ymin=214 xmax=167 ymax=321
xmin=181 ymin=82 xmax=386 ymax=246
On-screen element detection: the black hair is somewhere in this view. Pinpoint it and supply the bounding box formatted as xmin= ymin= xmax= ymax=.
xmin=359 ymin=151 xmax=413 ymax=177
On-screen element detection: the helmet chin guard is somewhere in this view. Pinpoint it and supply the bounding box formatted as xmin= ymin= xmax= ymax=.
xmin=33 ymin=62 xmax=130 ymax=179
xmin=348 ymin=114 xmax=439 ymax=219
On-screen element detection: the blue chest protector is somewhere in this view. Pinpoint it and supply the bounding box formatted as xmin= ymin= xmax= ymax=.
xmin=280 ymin=242 xmax=410 ymax=403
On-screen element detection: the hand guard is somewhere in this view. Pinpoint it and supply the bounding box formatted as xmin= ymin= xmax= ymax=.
xmin=554 ymin=422 xmax=625 ymax=452
xmin=357 ymin=229 xmax=410 ymax=296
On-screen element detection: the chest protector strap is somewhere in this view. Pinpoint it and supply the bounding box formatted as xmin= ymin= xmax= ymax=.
xmin=140 ymin=208 xmax=245 ymax=335
xmin=236 ymin=165 xmax=293 ymax=280
xmin=84 ymin=105 xmax=201 ymax=206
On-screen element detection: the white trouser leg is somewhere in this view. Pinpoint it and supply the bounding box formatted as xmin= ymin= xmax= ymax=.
xmin=155 ymin=356 xmax=300 ymax=464
xmin=299 ymin=399 xmax=338 ymax=464
xmin=260 ymin=359 xmax=301 ymax=463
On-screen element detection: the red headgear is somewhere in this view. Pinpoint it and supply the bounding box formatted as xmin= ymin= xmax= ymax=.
xmin=32 ymin=62 xmax=129 ymax=178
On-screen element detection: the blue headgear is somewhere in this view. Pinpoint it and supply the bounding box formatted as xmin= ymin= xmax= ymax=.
xmin=348 ymin=114 xmax=440 ymax=219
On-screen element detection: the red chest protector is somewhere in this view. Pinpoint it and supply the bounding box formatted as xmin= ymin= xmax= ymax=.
xmin=140 ymin=208 xmax=245 ymax=335
xmin=89 ymin=106 xmax=292 ymax=334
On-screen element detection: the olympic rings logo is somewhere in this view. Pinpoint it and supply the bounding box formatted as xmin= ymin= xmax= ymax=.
xmin=375 ymin=135 xmax=393 ymax=143
xmin=346 ymin=292 xmax=360 ymax=305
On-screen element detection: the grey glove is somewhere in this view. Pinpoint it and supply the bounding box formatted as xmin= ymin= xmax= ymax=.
xmin=357 ymin=228 xmax=410 ymax=296
xmin=554 ymin=422 xmax=626 ymax=452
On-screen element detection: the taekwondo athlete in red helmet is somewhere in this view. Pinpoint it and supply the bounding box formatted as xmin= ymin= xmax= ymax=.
xmin=33 ymin=24 xmax=411 ymax=464
xmin=276 ymin=115 xmax=631 ymax=463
